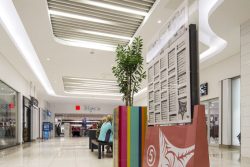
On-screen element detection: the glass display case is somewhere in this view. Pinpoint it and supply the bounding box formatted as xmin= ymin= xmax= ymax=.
xmin=0 ymin=80 xmax=18 ymax=149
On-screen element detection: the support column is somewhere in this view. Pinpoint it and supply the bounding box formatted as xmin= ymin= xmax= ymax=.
xmin=221 ymin=79 xmax=232 ymax=146
xmin=17 ymin=93 xmax=23 ymax=144
xmin=241 ymin=19 xmax=250 ymax=158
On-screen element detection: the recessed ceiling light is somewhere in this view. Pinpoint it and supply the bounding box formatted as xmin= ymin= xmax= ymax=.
xmin=49 ymin=10 xmax=114 ymax=25
xmin=1 ymin=88 xmax=4 ymax=90
xmin=74 ymin=0 xmax=148 ymax=16
xmin=46 ymin=58 xmax=51 ymax=61
xmin=157 ymin=20 xmax=162 ymax=24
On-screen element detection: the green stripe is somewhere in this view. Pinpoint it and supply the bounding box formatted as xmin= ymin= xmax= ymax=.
xmin=130 ymin=107 xmax=139 ymax=166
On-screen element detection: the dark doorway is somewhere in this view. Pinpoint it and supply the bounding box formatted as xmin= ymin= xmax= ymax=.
xmin=23 ymin=97 xmax=31 ymax=143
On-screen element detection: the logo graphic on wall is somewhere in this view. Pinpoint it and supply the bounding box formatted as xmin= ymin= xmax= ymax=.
xmin=147 ymin=145 xmax=156 ymax=166
xmin=158 ymin=130 xmax=195 ymax=167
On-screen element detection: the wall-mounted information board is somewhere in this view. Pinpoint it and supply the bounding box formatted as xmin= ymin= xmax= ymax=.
xmin=147 ymin=1 xmax=194 ymax=125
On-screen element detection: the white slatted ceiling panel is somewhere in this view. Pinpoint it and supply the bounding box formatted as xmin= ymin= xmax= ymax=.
xmin=47 ymin=0 xmax=156 ymax=46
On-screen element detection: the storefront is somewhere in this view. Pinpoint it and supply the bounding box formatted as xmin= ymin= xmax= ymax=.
xmin=0 ymin=80 xmax=18 ymax=149
xmin=201 ymin=77 xmax=241 ymax=147
xmin=23 ymin=97 xmax=31 ymax=143
xmin=201 ymin=98 xmax=220 ymax=145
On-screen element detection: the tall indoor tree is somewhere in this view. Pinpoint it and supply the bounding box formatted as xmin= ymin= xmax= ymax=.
xmin=112 ymin=37 xmax=146 ymax=106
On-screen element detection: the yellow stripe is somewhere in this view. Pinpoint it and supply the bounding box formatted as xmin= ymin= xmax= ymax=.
xmin=127 ymin=107 xmax=131 ymax=167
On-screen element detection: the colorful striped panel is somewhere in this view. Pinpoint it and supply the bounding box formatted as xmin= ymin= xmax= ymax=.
xmin=130 ymin=107 xmax=139 ymax=167
xmin=114 ymin=107 xmax=119 ymax=167
xmin=127 ymin=107 xmax=131 ymax=167
xmin=113 ymin=106 xmax=147 ymax=167
xmin=121 ymin=106 xmax=127 ymax=167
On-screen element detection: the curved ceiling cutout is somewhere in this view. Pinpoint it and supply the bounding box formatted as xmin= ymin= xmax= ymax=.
xmin=199 ymin=0 xmax=227 ymax=62
xmin=0 ymin=1 xmax=55 ymax=96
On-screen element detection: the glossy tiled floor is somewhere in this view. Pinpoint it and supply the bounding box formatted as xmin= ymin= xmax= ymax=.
xmin=209 ymin=146 xmax=250 ymax=167
xmin=0 ymin=137 xmax=112 ymax=167
xmin=0 ymin=137 xmax=249 ymax=167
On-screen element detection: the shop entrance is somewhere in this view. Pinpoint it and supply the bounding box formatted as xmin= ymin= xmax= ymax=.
xmin=23 ymin=97 xmax=31 ymax=143
xmin=202 ymin=98 xmax=220 ymax=145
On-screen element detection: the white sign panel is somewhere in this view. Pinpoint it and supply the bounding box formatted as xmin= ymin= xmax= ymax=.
xmin=147 ymin=1 xmax=191 ymax=125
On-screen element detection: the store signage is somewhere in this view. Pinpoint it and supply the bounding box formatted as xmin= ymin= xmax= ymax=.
xmin=0 ymin=104 xmax=15 ymax=110
xmin=47 ymin=111 xmax=52 ymax=116
xmin=200 ymin=83 xmax=208 ymax=96
xmin=75 ymin=105 xmax=101 ymax=112
xmin=8 ymin=103 xmax=15 ymax=109
xmin=23 ymin=97 xmax=31 ymax=107
xmin=84 ymin=105 xmax=100 ymax=112
xmin=31 ymin=97 xmax=38 ymax=107
xmin=75 ymin=105 xmax=81 ymax=111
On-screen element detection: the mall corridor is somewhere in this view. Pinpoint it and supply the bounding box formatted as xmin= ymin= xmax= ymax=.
xmin=1 ymin=0 xmax=250 ymax=166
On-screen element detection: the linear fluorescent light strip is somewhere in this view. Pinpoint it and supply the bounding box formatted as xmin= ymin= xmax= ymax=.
xmin=49 ymin=10 xmax=114 ymax=25
xmin=65 ymin=87 xmax=119 ymax=91
xmin=65 ymin=89 xmax=119 ymax=94
xmin=64 ymin=81 xmax=118 ymax=85
xmin=65 ymin=89 xmax=119 ymax=93
xmin=55 ymin=37 xmax=116 ymax=51
xmin=0 ymin=1 xmax=55 ymax=95
xmin=64 ymin=91 xmax=122 ymax=97
xmin=64 ymin=77 xmax=118 ymax=83
xmin=65 ymin=82 xmax=118 ymax=86
xmin=65 ymin=86 xmax=119 ymax=90
xmin=72 ymin=0 xmax=148 ymax=16
xmin=55 ymin=94 xmax=122 ymax=101
xmin=77 ymin=29 xmax=132 ymax=40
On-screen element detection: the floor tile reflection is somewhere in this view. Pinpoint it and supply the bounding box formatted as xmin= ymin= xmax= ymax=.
xmin=0 ymin=137 xmax=250 ymax=167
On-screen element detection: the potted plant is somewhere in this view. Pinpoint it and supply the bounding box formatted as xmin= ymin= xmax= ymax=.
xmin=112 ymin=36 xmax=146 ymax=106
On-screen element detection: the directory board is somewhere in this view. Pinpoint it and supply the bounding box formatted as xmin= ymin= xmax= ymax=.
xmin=147 ymin=1 xmax=192 ymax=125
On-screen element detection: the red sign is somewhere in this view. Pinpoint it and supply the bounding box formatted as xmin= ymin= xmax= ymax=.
xmin=143 ymin=105 xmax=209 ymax=167
xmin=75 ymin=105 xmax=80 ymax=111
xmin=9 ymin=103 xmax=15 ymax=109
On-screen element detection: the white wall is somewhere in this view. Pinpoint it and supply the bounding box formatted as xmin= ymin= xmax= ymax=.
xmin=240 ymin=19 xmax=250 ymax=158
xmin=53 ymin=103 xmax=117 ymax=115
xmin=200 ymin=53 xmax=240 ymax=101
xmin=0 ymin=52 xmax=30 ymax=97
xmin=0 ymin=51 xmax=42 ymax=143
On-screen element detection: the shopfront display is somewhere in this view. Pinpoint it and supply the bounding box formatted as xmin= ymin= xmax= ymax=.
xmin=0 ymin=80 xmax=18 ymax=149
xmin=201 ymin=99 xmax=220 ymax=145
xmin=232 ymin=77 xmax=241 ymax=146
xmin=31 ymin=97 xmax=39 ymax=140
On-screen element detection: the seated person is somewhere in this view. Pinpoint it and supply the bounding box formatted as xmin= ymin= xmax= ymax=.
xmin=98 ymin=115 xmax=113 ymax=143
xmin=96 ymin=117 xmax=107 ymax=139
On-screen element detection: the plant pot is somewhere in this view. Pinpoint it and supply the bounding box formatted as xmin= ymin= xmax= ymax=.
xmin=113 ymin=106 xmax=147 ymax=167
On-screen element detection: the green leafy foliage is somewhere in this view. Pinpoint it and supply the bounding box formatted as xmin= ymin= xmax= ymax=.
xmin=112 ymin=37 xmax=146 ymax=106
